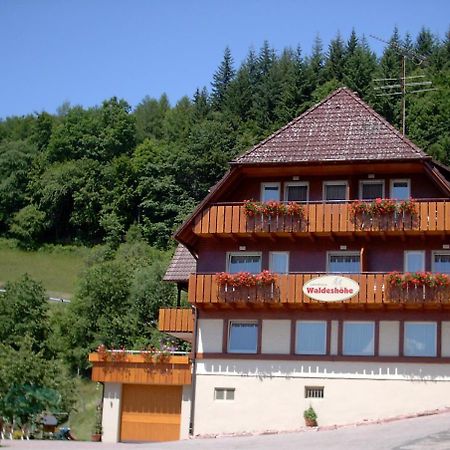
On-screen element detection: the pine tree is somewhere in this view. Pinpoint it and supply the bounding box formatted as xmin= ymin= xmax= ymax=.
xmin=325 ymin=32 xmax=346 ymax=82
xmin=211 ymin=46 xmax=236 ymax=111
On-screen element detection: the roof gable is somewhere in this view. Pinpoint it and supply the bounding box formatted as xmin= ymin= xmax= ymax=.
xmin=163 ymin=244 xmax=196 ymax=283
xmin=233 ymin=88 xmax=428 ymax=165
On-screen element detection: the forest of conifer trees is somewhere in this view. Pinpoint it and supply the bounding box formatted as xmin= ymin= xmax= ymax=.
xmin=1 ymin=27 xmax=449 ymax=250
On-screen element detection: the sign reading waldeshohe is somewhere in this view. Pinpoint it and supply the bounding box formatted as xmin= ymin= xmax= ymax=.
xmin=303 ymin=275 xmax=360 ymax=302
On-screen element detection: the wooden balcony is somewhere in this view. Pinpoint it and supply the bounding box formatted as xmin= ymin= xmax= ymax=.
xmin=193 ymin=200 xmax=450 ymax=238
xmin=188 ymin=273 xmax=450 ymax=309
xmin=89 ymin=352 xmax=192 ymax=385
xmin=158 ymin=308 xmax=194 ymax=342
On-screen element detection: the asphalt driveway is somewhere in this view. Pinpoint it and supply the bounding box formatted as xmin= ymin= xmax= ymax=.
xmin=3 ymin=410 xmax=450 ymax=450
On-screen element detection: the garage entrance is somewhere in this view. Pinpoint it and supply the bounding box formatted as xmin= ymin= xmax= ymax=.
xmin=120 ymin=384 xmax=182 ymax=442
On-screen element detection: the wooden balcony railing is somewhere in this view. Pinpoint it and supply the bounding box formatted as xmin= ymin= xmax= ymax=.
xmin=158 ymin=308 xmax=194 ymax=334
xmin=89 ymin=352 xmax=192 ymax=385
xmin=193 ymin=200 xmax=450 ymax=236
xmin=188 ymin=273 xmax=450 ymax=307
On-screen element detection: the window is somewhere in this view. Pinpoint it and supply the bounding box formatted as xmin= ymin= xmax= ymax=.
xmin=305 ymin=386 xmax=324 ymax=399
xmin=296 ymin=321 xmax=327 ymax=355
xmin=390 ymin=179 xmax=411 ymax=200
xmin=327 ymin=252 xmax=360 ymax=273
xmin=227 ymin=252 xmax=261 ymax=274
xmin=269 ymin=252 xmax=289 ymax=274
xmin=404 ymin=251 xmax=425 ymax=272
xmin=404 ymin=322 xmax=437 ymax=357
xmin=228 ymin=321 xmax=258 ymax=353
xmin=214 ymin=388 xmax=235 ymax=401
xmin=261 ymin=182 xmax=280 ymax=202
xmin=432 ymin=251 xmax=450 ymax=274
xmin=359 ymin=180 xmax=384 ymax=200
xmin=285 ymin=182 xmax=309 ymax=202
xmin=343 ymin=321 xmax=375 ymax=356
xmin=323 ymin=181 xmax=348 ymax=202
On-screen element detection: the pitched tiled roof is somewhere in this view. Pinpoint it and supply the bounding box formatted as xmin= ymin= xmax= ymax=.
xmin=163 ymin=244 xmax=196 ymax=282
xmin=233 ymin=87 xmax=429 ymax=165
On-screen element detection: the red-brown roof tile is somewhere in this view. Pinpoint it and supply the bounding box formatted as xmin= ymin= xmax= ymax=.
xmin=233 ymin=88 xmax=429 ymax=165
xmin=163 ymin=244 xmax=196 ymax=282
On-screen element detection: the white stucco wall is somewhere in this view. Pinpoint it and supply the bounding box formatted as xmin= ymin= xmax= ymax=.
xmin=102 ymin=383 xmax=122 ymax=443
xmin=379 ymin=321 xmax=400 ymax=356
xmin=197 ymin=319 xmax=223 ymax=353
xmin=261 ymin=320 xmax=290 ymax=354
xmin=180 ymin=385 xmax=192 ymax=439
xmin=193 ymin=359 xmax=450 ymax=436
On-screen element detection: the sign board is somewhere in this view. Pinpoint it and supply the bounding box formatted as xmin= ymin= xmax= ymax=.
xmin=302 ymin=275 xmax=359 ymax=302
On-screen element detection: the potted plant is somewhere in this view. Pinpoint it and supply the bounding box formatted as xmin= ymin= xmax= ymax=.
xmin=303 ymin=406 xmax=318 ymax=427
xmin=91 ymin=404 xmax=102 ymax=442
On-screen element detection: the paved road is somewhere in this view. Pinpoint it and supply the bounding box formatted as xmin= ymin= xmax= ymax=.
xmin=3 ymin=411 xmax=450 ymax=450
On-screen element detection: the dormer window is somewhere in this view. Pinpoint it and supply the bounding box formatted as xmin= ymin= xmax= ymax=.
xmin=261 ymin=182 xmax=280 ymax=202
xmin=284 ymin=182 xmax=309 ymax=202
xmin=390 ymin=179 xmax=410 ymax=200
xmin=359 ymin=180 xmax=385 ymax=200
xmin=323 ymin=181 xmax=348 ymax=202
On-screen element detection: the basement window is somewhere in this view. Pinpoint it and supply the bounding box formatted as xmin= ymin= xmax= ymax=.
xmin=305 ymin=386 xmax=324 ymax=399
xmin=214 ymin=388 xmax=235 ymax=401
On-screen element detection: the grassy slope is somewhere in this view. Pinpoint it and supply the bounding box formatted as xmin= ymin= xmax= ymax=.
xmin=67 ymin=378 xmax=103 ymax=441
xmin=0 ymin=242 xmax=88 ymax=298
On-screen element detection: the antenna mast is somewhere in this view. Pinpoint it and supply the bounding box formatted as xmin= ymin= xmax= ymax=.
xmin=370 ymin=34 xmax=436 ymax=136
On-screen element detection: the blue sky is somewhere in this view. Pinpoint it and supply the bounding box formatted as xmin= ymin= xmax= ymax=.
xmin=1 ymin=0 xmax=449 ymax=118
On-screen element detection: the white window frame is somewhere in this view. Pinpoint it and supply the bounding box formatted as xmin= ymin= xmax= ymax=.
xmin=295 ymin=320 xmax=327 ymax=355
xmin=431 ymin=251 xmax=450 ymax=274
xmin=284 ymin=181 xmax=309 ymax=202
xmin=326 ymin=251 xmax=361 ymax=273
xmin=359 ymin=179 xmax=385 ymax=200
xmin=323 ymin=180 xmax=349 ymax=202
xmin=226 ymin=252 xmax=262 ymax=274
xmin=343 ymin=321 xmax=375 ymax=356
xmin=228 ymin=320 xmax=258 ymax=354
xmin=404 ymin=250 xmax=425 ymax=272
xmin=390 ymin=178 xmax=411 ymax=200
xmin=404 ymin=322 xmax=437 ymax=357
xmin=214 ymin=387 xmax=235 ymax=401
xmin=269 ymin=251 xmax=289 ymax=274
xmin=261 ymin=182 xmax=281 ymax=202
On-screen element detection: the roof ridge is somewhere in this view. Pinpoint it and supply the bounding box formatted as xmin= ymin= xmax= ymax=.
xmin=341 ymin=88 xmax=428 ymax=159
xmin=232 ymin=87 xmax=347 ymax=164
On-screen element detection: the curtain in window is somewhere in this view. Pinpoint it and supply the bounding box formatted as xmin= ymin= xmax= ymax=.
xmin=325 ymin=184 xmax=346 ymax=201
xmin=361 ymin=183 xmax=383 ymax=200
xmin=296 ymin=322 xmax=326 ymax=354
xmin=434 ymin=254 xmax=450 ymax=273
xmin=287 ymin=185 xmax=307 ymax=202
xmin=329 ymin=254 xmax=360 ymax=273
xmin=228 ymin=322 xmax=258 ymax=353
xmin=229 ymin=255 xmax=261 ymax=274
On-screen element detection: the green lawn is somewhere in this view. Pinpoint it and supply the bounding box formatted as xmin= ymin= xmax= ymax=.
xmin=67 ymin=378 xmax=103 ymax=441
xmin=0 ymin=241 xmax=89 ymax=298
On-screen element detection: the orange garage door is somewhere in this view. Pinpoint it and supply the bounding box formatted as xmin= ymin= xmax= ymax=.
xmin=120 ymin=384 xmax=182 ymax=442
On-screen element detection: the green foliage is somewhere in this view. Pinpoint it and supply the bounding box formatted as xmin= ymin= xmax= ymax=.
xmin=0 ymin=27 xmax=449 ymax=251
xmin=0 ymin=275 xmax=49 ymax=352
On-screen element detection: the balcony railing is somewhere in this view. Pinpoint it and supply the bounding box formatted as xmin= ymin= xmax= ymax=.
xmin=89 ymin=351 xmax=192 ymax=385
xmin=193 ymin=200 xmax=449 ymax=236
xmin=188 ymin=273 xmax=450 ymax=306
xmin=158 ymin=308 xmax=194 ymax=334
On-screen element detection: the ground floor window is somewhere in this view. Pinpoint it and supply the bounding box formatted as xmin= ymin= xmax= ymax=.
xmin=295 ymin=321 xmax=327 ymax=355
xmin=228 ymin=321 xmax=258 ymax=353
xmin=214 ymin=388 xmax=235 ymax=400
xmin=404 ymin=322 xmax=437 ymax=357
xmin=343 ymin=321 xmax=374 ymax=356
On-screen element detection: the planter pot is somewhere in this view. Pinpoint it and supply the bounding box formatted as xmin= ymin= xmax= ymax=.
xmin=304 ymin=418 xmax=317 ymax=427
xmin=91 ymin=434 xmax=102 ymax=442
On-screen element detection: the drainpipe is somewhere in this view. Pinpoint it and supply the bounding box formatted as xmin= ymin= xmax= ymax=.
xmin=189 ymin=305 xmax=199 ymax=436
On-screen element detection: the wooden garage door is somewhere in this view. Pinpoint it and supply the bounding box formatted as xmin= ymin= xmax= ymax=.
xmin=120 ymin=384 xmax=182 ymax=442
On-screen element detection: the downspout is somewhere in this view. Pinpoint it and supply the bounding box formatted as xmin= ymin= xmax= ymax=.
xmin=189 ymin=305 xmax=199 ymax=436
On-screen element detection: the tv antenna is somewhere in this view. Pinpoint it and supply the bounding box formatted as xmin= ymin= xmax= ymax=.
xmin=370 ymin=34 xmax=437 ymax=136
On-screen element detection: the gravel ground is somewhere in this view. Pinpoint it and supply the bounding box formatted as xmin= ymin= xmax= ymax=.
xmin=2 ymin=410 xmax=450 ymax=450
